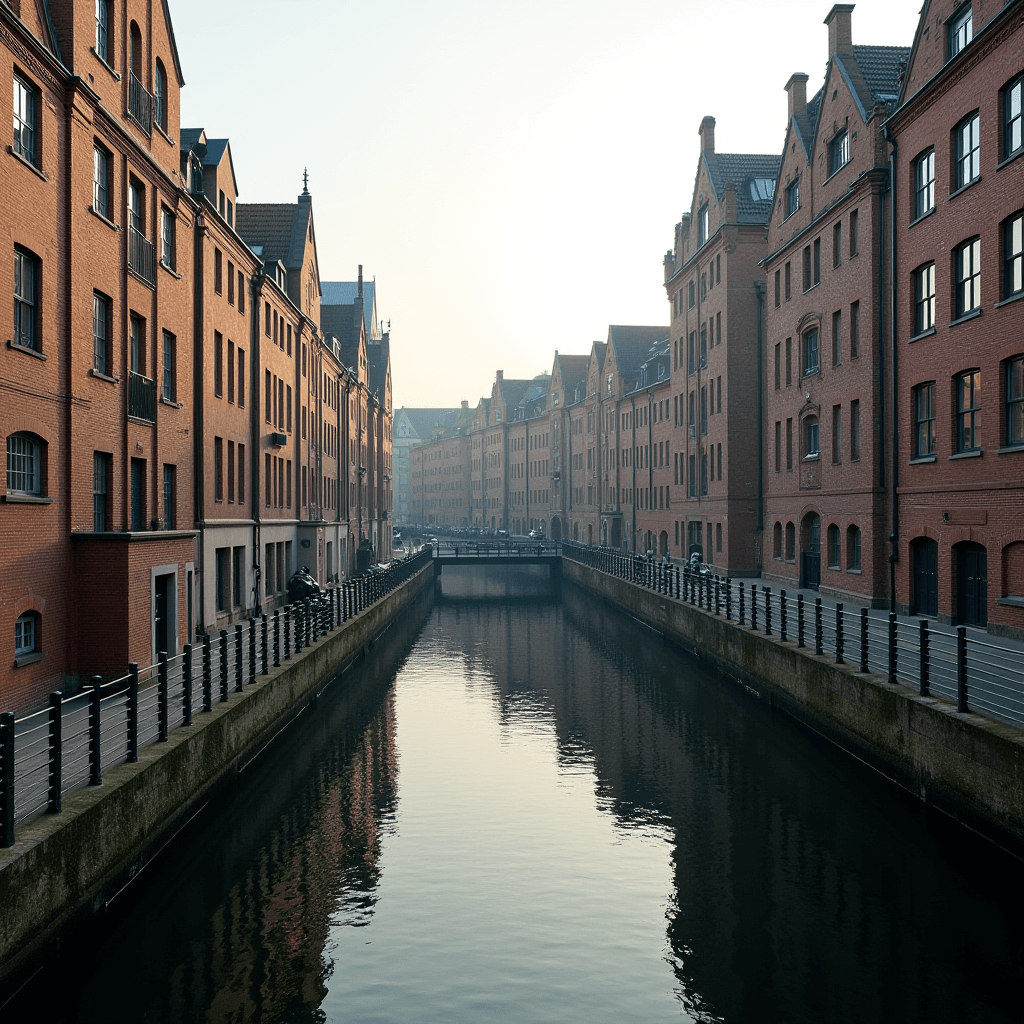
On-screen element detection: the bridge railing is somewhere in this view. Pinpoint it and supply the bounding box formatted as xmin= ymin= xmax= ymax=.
xmin=433 ymin=539 xmax=562 ymax=558
xmin=0 ymin=547 xmax=433 ymax=847
xmin=560 ymin=541 xmax=1024 ymax=733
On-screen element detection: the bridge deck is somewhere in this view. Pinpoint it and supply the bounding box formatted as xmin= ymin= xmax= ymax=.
xmin=431 ymin=542 xmax=561 ymax=569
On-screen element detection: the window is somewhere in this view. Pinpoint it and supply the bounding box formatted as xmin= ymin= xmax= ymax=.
xmin=832 ymin=405 xmax=842 ymax=464
xmin=227 ymin=340 xmax=235 ymax=403
xmin=214 ymin=331 xmax=223 ymax=397
xmin=774 ymin=344 xmax=781 ymax=390
xmin=160 ymin=208 xmax=175 ymax=269
xmin=227 ymin=440 xmax=235 ymax=502
xmin=847 ymin=527 xmax=862 ymax=571
xmin=214 ymin=248 xmax=223 ymax=293
xmin=237 ymin=270 xmax=245 ymax=314
xmin=1005 ymin=75 xmax=1023 ymax=160
xmin=13 ymin=74 xmax=36 ymax=165
xmin=1005 ymin=356 xmax=1024 ymax=446
xmin=163 ymin=464 xmax=175 ymax=529
xmin=95 ymin=0 xmax=112 ymax=63
xmin=850 ymin=300 xmax=860 ymax=358
xmin=785 ymin=178 xmax=799 ymax=218
xmin=954 ymin=238 xmax=981 ymax=317
xmin=7 ymin=433 xmax=40 ymax=494
xmin=813 ymin=238 xmax=820 ymax=286
xmin=1004 ymin=213 xmax=1023 ymax=299
xmin=785 ymin=337 xmax=792 ymax=386
xmin=214 ymin=436 xmax=223 ymax=501
xmin=216 ymin=548 xmax=230 ymax=612
xmin=913 ymin=150 xmax=935 ymax=219
xmin=774 ymin=522 xmax=782 ymax=558
xmin=804 ymin=416 xmax=820 ymax=457
xmin=698 ymin=204 xmax=709 ymax=246
xmin=227 ymin=262 xmax=234 ymax=305
xmin=802 ymin=329 xmax=819 ymax=376
xmin=162 ymin=330 xmax=176 ymax=402
xmin=93 ymin=452 xmax=111 ymax=531
xmin=775 ymin=420 xmax=781 ymax=472
xmin=774 ymin=269 xmax=781 ymax=308
xmin=913 ymin=382 xmax=935 ymax=457
xmin=913 ymin=263 xmax=936 ymax=334
xmin=786 ymin=418 xmax=793 ymax=470
xmin=955 ymin=370 xmax=981 ymax=452
xmin=948 ymin=5 xmax=972 ymax=58
xmin=237 ymin=347 xmax=245 ymax=407
xmin=785 ymin=522 xmax=795 ymax=560
xmin=238 ymin=443 xmax=245 ymax=504
xmin=154 ymin=60 xmax=167 ymax=133
xmin=750 ymin=178 xmax=775 ymax=201
xmin=93 ymin=145 xmax=111 ymax=219
xmin=803 ymin=245 xmax=811 ymax=290
xmin=832 ymin=310 xmax=842 ymax=365
xmin=130 ymin=313 xmax=145 ymax=374
xmin=828 ymin=130 xmax=849 ymax=176
xmin=15 ymin=612 xmax=37 ymax=659
xmin=954 ymin=113 xmax=980 ymax=189
xmin=827 ymin=524 xmax=841 ymax=569
xmin=232 ymin=547 xmax=244 ymax=608
xmin=128 ymin=179 xmax=144 ymax=233
xmin=688 ymin=281 xmax=695 ymax=309
xmin=13 ymin=247 xmax=38 ymax=351
xmin=785 ymin=261 xmax=791 ymax=300
xmin=833 ymin=222 xmax=842 ymax=267
xmin=850 ymin=399 xmax=860 ymax=461
xmin=850 ymin=209 xmax=859 ymax=257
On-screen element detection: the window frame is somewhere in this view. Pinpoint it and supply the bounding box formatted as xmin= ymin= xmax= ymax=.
xmin=13 ymin=246 xmax=38 ymax=352
xmin=804 ymin=416 xmax=820 ymax=459
xmin=827 ymin=524 xmax=841 ymax=570
xmin=913 ymin=149 xmax=935 ymax=220
xmin=154 ymin=59 xmax=168 ymax=133
xmin=1004 ymin=212 xmax=1023 ymax=300
xmin=160 ymin=207 xmax=175 ymax=270
xmin=6 ymin=432 xmax=42 ymax=495
xmin=948 ymin=5 xmax=973 ymax=59
xmin=913 ymin=262 xmax=936 ymax=334
xmin=955 ymin=369 xmax=981 ymax=452
xmin=162 ymin=329 xmax=176 ymax=402
xmin=912 ymin=382 xmax=936 ymax=458
xmin=14 ymin=611 xmax=38 ymax=659
xmin=802 ymin=328 xmax=820 ymax=377
xmin=95 ymin=0 xmax=112 ymax=64
xmin=93 ymin=451 xmax=111 ymax=531
xmin=954 ymin=237 xmax=981 ymax=317
xmin=847 ymin=526 xmax=862 ymax=571
xmin=697 ymin=204 xmax=709 ymax=247
xmin=1005 ymin=355 xmax=1024 ymax=447
xmin=93 ymin=143 xmax=112 ymax=220
xmin=827 ymin=130 xmax=849 ymax=177
xmin=784 ymin=178 xmax=799 ymax=219
xmin=1005 ymin=74 xmax=1023 ymax=161
xmin=93 ymin=290 xmax=111 ymax=375
xmin=12 ymin=72 xmax=37 ymax=166
xmin=954 ymin=112 xmax=981 ymax=190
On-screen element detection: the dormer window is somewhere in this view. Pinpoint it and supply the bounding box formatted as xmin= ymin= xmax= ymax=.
xmin=785 ymin=178 xmax=800 ymax=219
xmin=750 ymin=178 xmax=775 ymax=201
xmin=698 ymin=204 xmax=709 ymax=246
xmin=948 ymin=6 xmax=972 ymax=58
xmin=828 ymin=130 xmax=849 ymax=176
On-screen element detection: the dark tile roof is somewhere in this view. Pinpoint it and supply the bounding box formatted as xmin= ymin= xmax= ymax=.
xmin=607 ymin=326 xmax=668 ymax=375
xmin=204 ymin=138 xmax=229 ymax=166
xmin=401 ymin=408 xmax=463 ymax=439
xmin=704 ymin=152 xmax=783 ymax=225
xmin=180 ymin=127 xmax=204 ymax=152
xmin=235 ymin=204 xmax=297 ymax=266
xmin=555 ymin=353 xmax=589 ymax=390
xmin=848 ymin=44 xmax=911 ymax=109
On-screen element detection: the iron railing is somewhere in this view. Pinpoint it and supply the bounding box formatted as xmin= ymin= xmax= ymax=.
xmin=128 ymin=370 xmax=156 ymax=421
xmin=127 ymin=71 xmax=152 ymax=132
xmin=0 ymin=547 xmax=432 ymax=847
xmin=128 ymin=225 xmax=156 ymax=285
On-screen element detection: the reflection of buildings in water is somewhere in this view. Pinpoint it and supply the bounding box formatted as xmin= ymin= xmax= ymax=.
xmin=164 ymin=687 xmax=399 ymax=1021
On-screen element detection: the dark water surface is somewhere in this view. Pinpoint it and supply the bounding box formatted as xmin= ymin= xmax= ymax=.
xmin=9 ymin=567 xmax=1022 ymax=1023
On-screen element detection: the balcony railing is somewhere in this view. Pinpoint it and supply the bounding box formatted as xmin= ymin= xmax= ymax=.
xmin=128 ymin=225 xmax=155 ymax=286
xmin=128 ymin=371 xmax=156 ymax=422
xmin=127 ymin=71 xmax=152 ymax=132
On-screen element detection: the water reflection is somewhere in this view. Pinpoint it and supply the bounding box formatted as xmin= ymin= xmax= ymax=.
xmin=11 ymin=567 xmax=1022 ymax=1023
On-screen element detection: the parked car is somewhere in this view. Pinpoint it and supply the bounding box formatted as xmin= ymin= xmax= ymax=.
xmin=496 ymin=528 xmax=509 ymax=538
xmin=528 ymin=529 xmax=545 ymax=540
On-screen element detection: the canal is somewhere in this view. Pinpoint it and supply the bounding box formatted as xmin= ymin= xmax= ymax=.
xmin=8 ymin=566 xmax=1022 ymax=1023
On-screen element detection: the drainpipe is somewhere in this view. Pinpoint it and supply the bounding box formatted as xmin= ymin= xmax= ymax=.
xmin=630 ymin=394 xmax=637 ymax=552
xmin=755 ymin=280 xmax=765 ymax=539
xmin=647 ymin=390 xmax=654 ymax=551
xmin=884 ymin=125 xmax=900 ymax=613
xmin=250 ymin=272 xmax=265 ymax=616
xmin=192 ymin=206 xmax=208 ymax=631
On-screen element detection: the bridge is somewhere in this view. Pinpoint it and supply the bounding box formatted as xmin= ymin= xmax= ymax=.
xmin=430 ymin=540 xmax=562 ymax=575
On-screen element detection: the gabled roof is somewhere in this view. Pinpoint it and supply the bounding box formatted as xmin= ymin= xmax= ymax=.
xmin=321 ymin=281 xmax=381 ymax=343
xmin=180 ymin=127 xmax=204 ymax=153
xmin=607 ymin=326 xmax=668 ymax=376
xmin=843 ymin=44 xmax=910 ymax=114
xmin=703 ymin=152 xmax=783 ymax=224
xmin=236 ymin=201 xmax=312 ymax=271
xmin=160 ymin=0 xmax=186 ymax=86
xmin=793 ymin=88 xmax=823 ymax=161
xmin=399 ymin=408 xmax=463 ymax=439
xmin=554 ymin=353 xmax=589 ymax=391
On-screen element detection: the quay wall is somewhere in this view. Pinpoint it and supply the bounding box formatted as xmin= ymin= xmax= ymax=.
xmin=0 ymin=564 xmax=435 ymax=989
xmin=563 ymin=560 xmax=1024 ymax=855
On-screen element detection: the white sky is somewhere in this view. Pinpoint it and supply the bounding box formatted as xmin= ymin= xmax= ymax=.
xmin=173 ymin=0 xmax=922 ymax=409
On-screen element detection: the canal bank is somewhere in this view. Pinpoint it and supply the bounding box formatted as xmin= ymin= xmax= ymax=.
xmin=0 ymin=561 xmax=436 ymax=992
xmin=562 ymin=559 xmax=1024 ymax=856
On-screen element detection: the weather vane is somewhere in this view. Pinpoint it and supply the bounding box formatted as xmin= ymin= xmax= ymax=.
xmin=302 ymin=167 xmax=309 ymax=194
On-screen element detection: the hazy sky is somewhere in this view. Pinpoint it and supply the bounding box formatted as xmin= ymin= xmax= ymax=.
xmin=173 ymin=0 xmax=921 ymax=410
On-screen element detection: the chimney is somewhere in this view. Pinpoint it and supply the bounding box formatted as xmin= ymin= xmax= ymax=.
xmin=496 ymin=370 xmax=503 ymax=383
xmin=357 ymin=264 xmax=363 ymax=299
xmin=824 ymin=4 xmax=855 ymax=57
xmin=462 ymin=400 xmax=468 ymax=410
xmin=786 ymin=73 xmax=809 ymax=121
xmin=699 ymin=116 xmax=716 ymax=154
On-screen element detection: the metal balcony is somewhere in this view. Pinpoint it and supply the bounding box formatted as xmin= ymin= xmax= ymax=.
xmin=128 ymin=371 xmax=156 ymax=421
xmin=128 ymin=226 xmax=155 ymax=286
xmin=127 ymin=72 xmax=152 ymax=133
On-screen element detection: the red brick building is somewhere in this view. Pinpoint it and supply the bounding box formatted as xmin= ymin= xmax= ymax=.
xmin=889 ymin=0 xmax=1024 ymax=635
xmin=762 ymin=6 xmax=908 ymax=605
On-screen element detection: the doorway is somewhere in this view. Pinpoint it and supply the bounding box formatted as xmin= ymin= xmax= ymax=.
xmin=154 ymin=571 xmax=175 ymax=659
xmin=955 ymin=542 xmax=987 ymax=627
xmin=800 ymin=512 xmax=821 ymax=590
xmin=910 ymin=537 xmax=938 ymax=617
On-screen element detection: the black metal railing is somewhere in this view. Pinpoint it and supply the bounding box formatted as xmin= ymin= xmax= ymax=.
xmin=128 ymin=225 xmax=156 ymax=285
xmin=560 ymin=541 xmax=1024 ymax=733
xmin=127 ymin=71 xmax=152 ymax=132
xmin=0 ymin=547 xmax=432 ymax=847
xmin=128 ymin=370 xmax=156 ymax=421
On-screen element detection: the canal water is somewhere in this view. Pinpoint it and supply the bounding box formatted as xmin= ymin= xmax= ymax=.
xmin=10 ymin=567 xmax=1022 ymax=1023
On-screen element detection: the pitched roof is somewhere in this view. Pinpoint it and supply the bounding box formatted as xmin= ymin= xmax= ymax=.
xmin=554 ymin=353 xmax=589 ymax=390
xmin=321 ymin=281 xmax=380 ymax=343
xmin=845 ymin=44 xmax=910 ymax=112
xmin=180 ymin=127 xmax=204 ymax=152
xmin=235 ymin=204 xmax=298 ymax=266
xmin=204 ymin=138 xmax=230 ymax=166
xmin=704 ymin=152 xmax=784 ymax=224
xmin=607 ymin=326 xmax=668 ymax=376
xmin=400 ymin=408 xmax=463 ymax=439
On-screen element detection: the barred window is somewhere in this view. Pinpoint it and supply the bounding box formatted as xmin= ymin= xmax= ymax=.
xmin=7 ymin=433 xmax=40 ymax=494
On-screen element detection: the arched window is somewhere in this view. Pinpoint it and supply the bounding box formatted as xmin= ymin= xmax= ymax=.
xmin=785 ymin=522 xmax=795 ymax=561
xmin=773 ymin=522 xmax=782 ymax=559
xmin=154 ymin=59 xmax=167 ymax=132
xmin=129 ymin=21 xmax=142 ymax=76
xmin=827 ymin=524 xmax=841 ymax=568
xmin=15 ymin=611 xmax=39 ymax=660
xmin=7 ymin=433 xmax=41 ymax=494
xmin=804 ymin=416 xmax=820 ymax=457
xmin=847 ymin=526 xmax=862 ymax=571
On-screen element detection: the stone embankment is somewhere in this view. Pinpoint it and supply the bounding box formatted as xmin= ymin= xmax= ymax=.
xmin=563 ymin=559 xmax=1024 ymax=856
xmin=0 ymin=563 xmax=435 ymax=990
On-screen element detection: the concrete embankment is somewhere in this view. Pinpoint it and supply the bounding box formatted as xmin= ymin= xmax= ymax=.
xmin=0 ymin=564 xmax=435 ymax=989
xmin=563 ymin=560 xmax=1024 ymax=856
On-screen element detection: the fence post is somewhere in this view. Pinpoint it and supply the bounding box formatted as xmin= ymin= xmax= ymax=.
xmin=715 ymin=576 xmax=721 ymax=616
xmin=957 ymin=626 xmax=968 ymax=713
xmin=284 ymin=607 xmax=291 ymax=660
xmin=860 ymin=609 xmax=869 ymax=674
xmin=274 ymin=610 xmax=281 ymax=667
xmin=219 ymin=629 xmax=229 ymax=702
xmin=295 ymin=605 xmax=304 ymax=655
xmin=725 ymin=578 xmax=732 ymax=620
xmin=1 ymin=712 xmax=14 ymax=846
xmin=815 ymin=598 xmax=823 ymax=656
xmin=887 ymin=613 xmax=898 ymax=685
xmin=261 ymin=616 xmax=269 ymax=675
xmin=248 ymin=619 xmax=257 ymax=685
xmin=183 ymin=643 xmax=193 ymax=727
xmin=835 ymin=605 xmax=844 ymax=665
xmin=202 ymin=638 xmax=212 ymax=712
xmin=739 ymin=582 xmax=745 ymax=625
xmin=919 ymin=619 xmax=929 ymax=696
xmin=797 ymin=594 xmax=805 ymax=648
xmin=764 ymin=588 xmax=772 ymax=636
xmin=234 ymin=623 xmax=244 ymax=693
xmin=48 ymin=692 xmax=63 ymax=811
xmin=89 ymin=678 xmax=102 ymax=785
xmin=129 ymin=663 xmax=141 ymax=758
xmin=780 ymin=591 xmax=787 ymax=642
xmin=158 ymin=653 xmax=169 ymax=742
